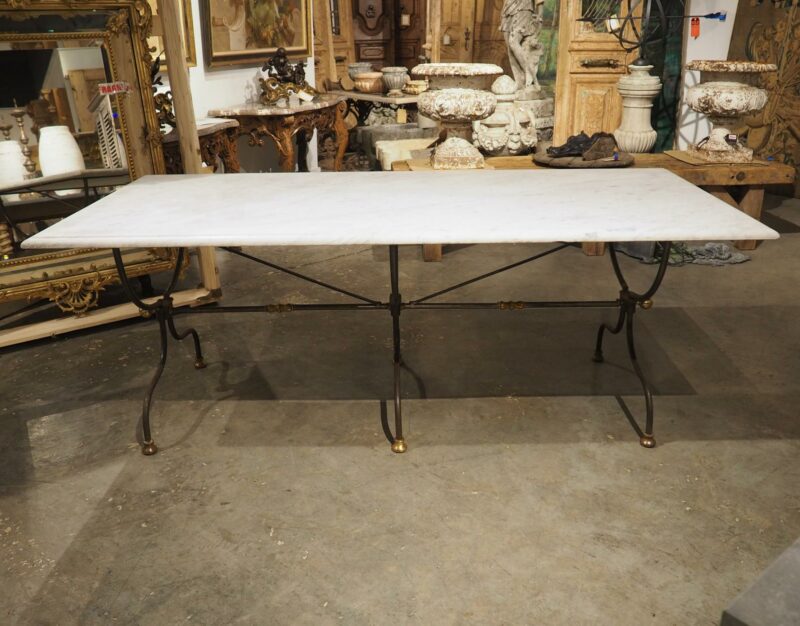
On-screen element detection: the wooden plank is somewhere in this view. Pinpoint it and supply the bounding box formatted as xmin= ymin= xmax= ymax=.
xmin=0 ymin=288 xmax=210 ymax=348
xmin=396 ymin=153 xmax=796 ymax=183
xmin=65 ymin=68 xmax=107 ymax=133
xmin=422 ymin=244 xmax=442 ymax=261
xmin=735 ymin=186 xmax=766 ymax=251
xmin=581 ymin=242 xmax=606 ymax=256
xmin=157 ymin=0 xmax=220 ymax=294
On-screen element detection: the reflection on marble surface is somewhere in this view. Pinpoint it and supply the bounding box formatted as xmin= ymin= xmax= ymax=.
xmin=209 ymin=94 xmax=345 ymax=117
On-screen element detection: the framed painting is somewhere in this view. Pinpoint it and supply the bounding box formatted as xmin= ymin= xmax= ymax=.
xmin=202 ymin=0 xmax=312 ymax=66
xmin=147 ymin=0 xmax=197 ymax=68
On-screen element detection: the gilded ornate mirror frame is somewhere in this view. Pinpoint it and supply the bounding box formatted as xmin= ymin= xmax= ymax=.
xmin=0 ymin=0 xmax=167 ymax=176
xmin=0 ymin=0 xmax=210 ymax=348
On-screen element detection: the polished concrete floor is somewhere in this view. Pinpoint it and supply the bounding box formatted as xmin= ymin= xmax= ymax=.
xmin=2 ymin=199 xmax=800 ymax=625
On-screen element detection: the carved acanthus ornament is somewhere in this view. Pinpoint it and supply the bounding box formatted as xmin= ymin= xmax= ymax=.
xmin=743 ymin=3 xmax=800 ymax=172
xmin=106 ymin=9 xmax=131 ymax=34
xmin=46 ymin=274 xmax=117 ymax=315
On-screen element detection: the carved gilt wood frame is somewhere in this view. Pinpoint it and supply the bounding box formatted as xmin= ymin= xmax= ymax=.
xmin=0 ymin=1 xmax=198 ymax=346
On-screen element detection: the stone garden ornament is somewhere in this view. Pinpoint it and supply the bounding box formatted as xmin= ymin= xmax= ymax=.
xmin=473 ymin=75 xmax=537 ymax=156
xmin=684 ymin=60 xmax=777 ymax=163
xmin=500 ymin=0 xmax=545 ymax=100
xmin=413 ymin=63 xmax=502 ymax=169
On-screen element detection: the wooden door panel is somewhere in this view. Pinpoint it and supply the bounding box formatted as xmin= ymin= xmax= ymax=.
xmin=472 ymin=0 xmax=507 ymax=67
xmin=439 ymin=0 xmax=476 ymax=62
xmin=569 ymin=77 xmax=622 ymax=135
xmin=554 ymin=0 xmax=638 ymax=144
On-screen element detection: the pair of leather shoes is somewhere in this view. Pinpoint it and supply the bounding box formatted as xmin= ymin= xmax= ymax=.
xmin=547 ymin=131 xmax=618 ymax=159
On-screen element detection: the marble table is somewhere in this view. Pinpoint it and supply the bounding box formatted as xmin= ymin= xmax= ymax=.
xmin=24 ymin=169 xmax=777 ymax=456
xmin=209 ymin=95 xmax=348 ymax=172
xmin=393 ymin=153 xmax=796 ymax=259
xmin=328 ymin=90 xmax=419 ymax=125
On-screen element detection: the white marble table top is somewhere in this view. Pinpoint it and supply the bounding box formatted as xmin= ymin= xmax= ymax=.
xmin=23 ymin=169 xmax=778 ymax=249
xmin=0 ymin=168 xmax=130 ymax=196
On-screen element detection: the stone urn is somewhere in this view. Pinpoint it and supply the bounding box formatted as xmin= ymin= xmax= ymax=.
xmin=684 ymin=60 xmax=777 ymax=163
xmin=381 ymin=66 xmax=409 ymax=96
xmin=353 ymin=71 xmax=384 ymax=94
xmin=348 ymin=62 xmax=373 ymax=81
xmin=614 ymin=63 xmax=662 ymax=153
xmin=412 ymin=62 xmax=502 ymax=169
xmin=473 ymin=75 xmax=537 ymax=156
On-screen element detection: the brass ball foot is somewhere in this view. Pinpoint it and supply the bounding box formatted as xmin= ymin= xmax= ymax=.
xmin=639 ymin=435 xmax=656 ymax=449
xmin=391 ymin=438 xmax=407 ymax=454
xmin=592 ymin=352 xmax=604 ymax=363
xmin=141 ymin=441 xmax=158 ymax=456
xmin=194 ymin=358 xmax=207 ymax=370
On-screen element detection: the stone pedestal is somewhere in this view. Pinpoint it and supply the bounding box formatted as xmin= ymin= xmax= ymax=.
xmin=515 ymin=96 xmax=554 ymax=144
xmin=614 ymin=64 xmax=662 ymax=154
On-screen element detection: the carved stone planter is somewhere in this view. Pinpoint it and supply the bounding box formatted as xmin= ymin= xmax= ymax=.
xmin=614 ymin=64 xmax=662 ymax=154
xmin=412 ymin=62 xmax=502 ymax=168
xmin=473 ymin=75 xmax=537 ymax=156
xmin=684 ymin=60 xmax=777 ymax=163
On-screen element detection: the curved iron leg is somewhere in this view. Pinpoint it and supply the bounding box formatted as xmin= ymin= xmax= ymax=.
xmin=625 ymin=308 xmax=656 ymax=448
xmin=386 ymin=245 xmax=406 ymax=453
xmin=593 ymin=305 xmax=627 ymax=363
xmin=167 ymin=313 xmax=206 ymax=369
xmin=112 ymin=248 xmax=202 ymax=455
xmin=140 ymin=309 xmax=169 ymax=455
xmin=593 ymin=242 xmax=671 ymax=448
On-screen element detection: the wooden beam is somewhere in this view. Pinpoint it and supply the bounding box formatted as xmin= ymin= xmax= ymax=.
xmin=319 ymin=0 xmax=338 ymax=88
xmin=157 ymin=0 xmax=220 ymax=293
xmin=0 ymin=289 xmax=211 ymax=348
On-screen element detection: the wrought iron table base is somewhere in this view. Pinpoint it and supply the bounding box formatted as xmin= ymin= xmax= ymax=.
xmin=111 ymin=242 xmax=671 ymax=455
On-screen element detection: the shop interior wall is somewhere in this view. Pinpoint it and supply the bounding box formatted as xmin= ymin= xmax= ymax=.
xmin=161 ymin=0 xmax=319 ymax=171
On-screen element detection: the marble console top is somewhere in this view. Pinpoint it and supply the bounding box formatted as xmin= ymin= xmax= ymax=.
xmin=23 ymin=169 xmax=777 ymax=249
xmin=209 ymin=94 xmax=344 ymax=117
xmin=163 ymin=117 xmax=239 ymax=143
xmin=329 ymin=90 xmax=418 ymax=105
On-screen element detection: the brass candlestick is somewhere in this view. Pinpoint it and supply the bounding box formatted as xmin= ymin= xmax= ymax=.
xmin=10 ymin=102 xmax=36 ymax=178
xmin=0 ymin=123 xmax=11 ymax=141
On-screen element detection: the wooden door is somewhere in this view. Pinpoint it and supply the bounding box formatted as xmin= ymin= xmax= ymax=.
xmin=553 ymin=0 xmax=636 ymax=144
xmin=314 ymin=0 xmax=357 ymax=88
xmin=471 ymin=0 xmax=509 ymax=68
xmin=439 ymin=0 xmax=477 ymax=62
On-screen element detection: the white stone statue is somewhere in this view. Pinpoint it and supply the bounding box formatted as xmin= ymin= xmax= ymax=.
xmin=500 ymin=0 xmax=545 ymax=99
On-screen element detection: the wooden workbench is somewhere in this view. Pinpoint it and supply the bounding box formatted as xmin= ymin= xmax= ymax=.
xmin=392 ymin=153 xmax=795 ymax=260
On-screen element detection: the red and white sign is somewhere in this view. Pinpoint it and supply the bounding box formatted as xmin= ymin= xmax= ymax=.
xmin=98 ymin=82 xmax=132 ymax=95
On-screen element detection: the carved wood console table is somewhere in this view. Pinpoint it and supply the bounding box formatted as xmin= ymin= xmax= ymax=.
xmin=163 ymin=118 xmax=241 ymax=174
xmin=209 ymin=95 xmax=348 ymax=172
xmin=328 ymin=90 xmax=419 ymax=125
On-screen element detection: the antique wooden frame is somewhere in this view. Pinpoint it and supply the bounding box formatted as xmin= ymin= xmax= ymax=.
xmin=0 ymin=0 xmax=218 ymax=348
xmin=200 ymin=0 xmax=313 ymax=66
xmin=147 ymin=0 xmax=197 ymax=68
